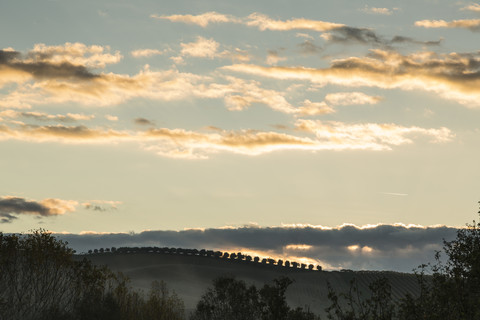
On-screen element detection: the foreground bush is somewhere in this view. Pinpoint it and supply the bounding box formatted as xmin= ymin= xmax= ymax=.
xmin=326 ymin=206 xmax=480 ymax=320
xmin=0 ymin=230 xmax=185 ymax=320
xmin=191 ymin=276 xmax=319 ymax=320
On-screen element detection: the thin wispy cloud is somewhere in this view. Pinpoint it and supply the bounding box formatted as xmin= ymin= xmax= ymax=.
xmin=415 ymin=19 xmax=480 ymax=31
xmin=154 ymin=12 xmax=344 ymax=31
xmin=151 ymin=12 xmax=238 ymax=27
xmin=82 ymin=200 xmax=121 ymax=212
xmin=324 ymin=92 xmax=382 ymax=106
xmin=360 ymin=6 xmax=397 ymax=15
xmin=461 ymin=3 xmax=480 ymax=12
xmin=0 ymin=110 xmax=94 ymax=122
xmin=381 ymin=192 xmax=409 ymax=197
xmin=131 ymin=49 xmax=165 ymax=58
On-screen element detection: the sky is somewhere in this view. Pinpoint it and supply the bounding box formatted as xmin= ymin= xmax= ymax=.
xmin=1 ymin=0 xmax=480 ymax=271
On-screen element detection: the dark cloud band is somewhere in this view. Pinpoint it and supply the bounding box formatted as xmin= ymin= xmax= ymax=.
xmin=57 ymin=224 xmax=458 ymax=272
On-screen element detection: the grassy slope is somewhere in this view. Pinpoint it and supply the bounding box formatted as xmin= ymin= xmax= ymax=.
xmin=84 ymin=253 xmax=420 ymax=316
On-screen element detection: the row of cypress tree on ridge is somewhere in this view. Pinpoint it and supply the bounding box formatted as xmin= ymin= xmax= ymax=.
xmin=85 ymin=246 xmax=323 ymax=271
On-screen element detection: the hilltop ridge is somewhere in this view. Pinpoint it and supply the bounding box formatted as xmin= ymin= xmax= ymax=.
xmin=82 ymin=247 xmax=421 ymax=316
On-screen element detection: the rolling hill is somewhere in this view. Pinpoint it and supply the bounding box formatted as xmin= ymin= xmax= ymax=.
xmin=82 ymin=249 xmax=421 ymax=316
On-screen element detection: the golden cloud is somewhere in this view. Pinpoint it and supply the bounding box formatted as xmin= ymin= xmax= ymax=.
xmin=245 ymin=13 xmax=345 ymax=31
xmin=151 ymin=12 xmax=238 ymax=27
xmin=296 ymin=100 xmax=334 ymax=115
xmin=324 ymin=92 xmax=382 ymax=106
xmin=0 ymin=195 xmax=78 ymax=223
xmin=461 ymin=3 xmax=480 ymax=12
xmin=131 ymin=49 xmax=165 ymax=58
xmin=223 ymin=50 xmax=480 ymax=107
xmin=24 ymin=42 xmax=122 ymax=68
xmin=360 ymin=6 xmax=394 ymax=15
xmin=155 ymin=12 xmax=344 ymax=32
xmin=0 ymin=110 xmax=94 ymax=122
xmin=415 ymin=19 xmax=480 ymax=31
xmin=180 ymin=36 xmax=219 ymax=59
xmin=0 ymin=118 xmax=453 ymax=158
xmin=295 ymin=119 xmax=453 ymax=150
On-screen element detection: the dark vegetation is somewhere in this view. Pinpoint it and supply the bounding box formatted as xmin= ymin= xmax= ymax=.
xmin=326 ymin=205 xmax=480 ymax=320
xmin=86 ymin=246 xmax=322 ymax=272
xmin=0 ymin=230 xmax=184 ymax=320
xmin=190 ymin=277 xmax=319 ymax=320
xmin=1 ymin=204 xmax=480 ymax=319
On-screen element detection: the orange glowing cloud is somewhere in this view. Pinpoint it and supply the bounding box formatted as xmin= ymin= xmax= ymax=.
xmin=154 ymin=12 xmax=344 ymax=32
xmin=415 ymin=19 xmax=480 ymax=31
xmin=223 ymin=50 xmax=480 ymax=107
xmin=0 ymin=195 xmax=78 ymax=223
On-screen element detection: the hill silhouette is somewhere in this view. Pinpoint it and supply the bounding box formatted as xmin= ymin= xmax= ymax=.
xmin=82 ymin=247 xmax=421 ymax=316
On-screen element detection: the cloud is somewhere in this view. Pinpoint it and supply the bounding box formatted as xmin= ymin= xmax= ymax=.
xmin=266 ymin=50 xmax=287 ymax=65
xmin=223 ymin=49 xmax=480 ymax=107
xmin=244 ymin=13 xmax=345 ymax=32
xmin=296 ymin=100 xmax=334 ymax=115
xmin=131 ymin=49 xmax=165 ymax=58
xmin=152 ymin=12 xmax=238 ymax=27
xmin=219 ymin=77 xmax=296 ymax=113
xmin=0 ymin=110 xmax=94 ymax=122
xmin=415 ymin=19 xmax=480 ymax=31
xmin=0 ymin=196 xmax=77 ymax=223
xmin=82 ymin=200 xmax=121 ymax=212
xmin=321 ymin=27 xmax=382 ymax=45
xmin=0 ymin=61 xmax=213 ymax=108
xmin=155 ymin=12 xmax=436 ymax=48
xmin=0 ymin=117 xmax=452 ymax=158
xmin=0 ymin=123 xmax=132 ymax=143
xmin=295 ymin=119 xmax=452 ymax=150
xmin=134 ymin=117 xmax=155 ymax=126
xmin=461 ymin=3 xmax=480 ymax=12
xmin=155 ymin=12 xmax=344 ymax=31
xmin=298 ymin=40 xmax=322 ymax=55
xmin=296 ymin=33 xmax=314 ymax=40
xmin=324 ymin=92 xmax=382 ymax=106
xmin=321 ymin=27 xmax=439 ymax=47
xmin=360 ymin=6 xmax=395 ymax=15
xmin=25 ymin=43 xmax=122 ymax=69
xmin=143 ymin=127 xmax=319 ymax=158
xmin=56 ymin=224 xmax=459 ymax=271
xmin=180 ymin=36 xmax=219 ymax=59
xmin=0 ymin=43 xmax=121 ymax=86
xmin=389 ymin=36 xmax=443 ymax=46
xmin=105 ymin=115 xmax=118 ymax=121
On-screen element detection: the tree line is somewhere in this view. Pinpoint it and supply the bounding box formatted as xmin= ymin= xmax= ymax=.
xmin=86 ymin=246 xmax=322 ymax=271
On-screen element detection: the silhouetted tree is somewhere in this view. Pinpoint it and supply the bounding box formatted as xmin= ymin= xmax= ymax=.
xmin=326 ymin=204 xmax=480 ymax=320
xmin=190 ymin=277 xmax=261 ymax=320
xmin=191 ymin=277 xmax=319 ymax=320
xmin=397 ymin=212 xmax=480 ymax=320
xmin=0 ymin=230 xmax=186 ymax=320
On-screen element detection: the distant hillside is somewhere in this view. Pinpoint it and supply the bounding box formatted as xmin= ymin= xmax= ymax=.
xmin=81 ymin=248 xmax=421 ymax=316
